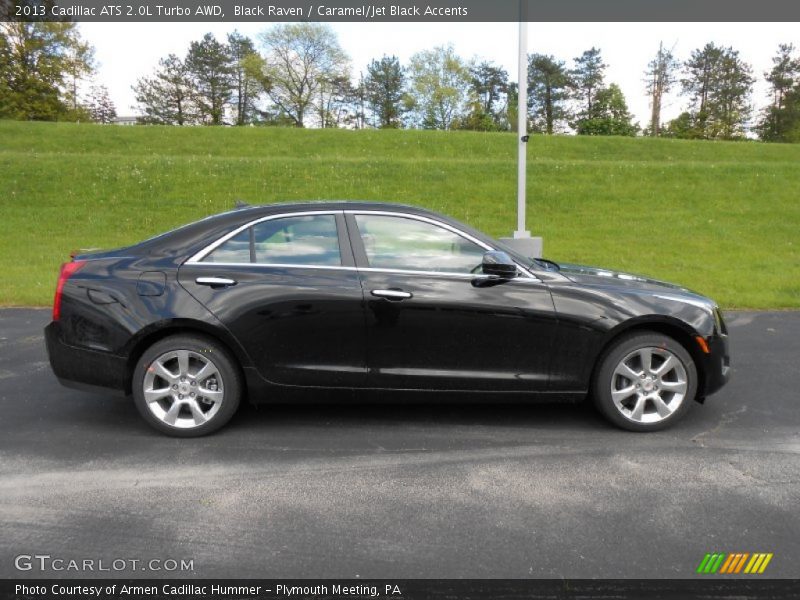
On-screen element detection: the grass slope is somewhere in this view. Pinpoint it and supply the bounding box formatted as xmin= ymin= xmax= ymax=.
xmin=1 ymin=120 xmax=798 ymax=308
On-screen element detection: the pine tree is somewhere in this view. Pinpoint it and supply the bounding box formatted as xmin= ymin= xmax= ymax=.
xmin=528 ymin=54 xmax=571 ymax=134
xmin=185 ymin=33 xmax=235 ymax=125
xmin=457 ymin=60 xmax=508 ymax=131
xmin=570 ymin=47 xmax=606 ymax=121
xmin=758 ymin=43 xmax=800 ymax=141
xmin=644 ymin=42 xmax=679 ymax=136
xmin=227 ymin=31 xmax=261 ymax=125
xmin=679 ymin=43 xmax=754 ymax=140
xmin=364 ymin=55 xmax=405 ymax=128
xmin=88 ymin=84 xmax=116 ymax=123
xmin=132 ymin=54 xmax=195 ymax=125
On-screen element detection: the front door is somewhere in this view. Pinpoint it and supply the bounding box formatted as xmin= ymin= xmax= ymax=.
xmin=346 ymin=212 xmax=557 ymax=392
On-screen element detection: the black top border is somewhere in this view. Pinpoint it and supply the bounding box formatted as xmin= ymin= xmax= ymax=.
xmin=4 ymin=0 xmax=800 ymax=22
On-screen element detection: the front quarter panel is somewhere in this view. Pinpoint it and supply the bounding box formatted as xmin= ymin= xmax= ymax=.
xmin=546 ymin=280 xmax=717 ymax=391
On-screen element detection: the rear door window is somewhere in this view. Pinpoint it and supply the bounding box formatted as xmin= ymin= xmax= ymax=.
xmin=202 ymin=214 xmax=342 ymax=266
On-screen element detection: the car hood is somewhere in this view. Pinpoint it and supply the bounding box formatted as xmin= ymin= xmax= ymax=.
xmin=556 ymin=262 xmax=717 ymax=307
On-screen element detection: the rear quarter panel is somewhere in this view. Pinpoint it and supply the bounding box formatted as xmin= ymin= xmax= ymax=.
xmin=55 ymin=255 xmax=253 ymax=378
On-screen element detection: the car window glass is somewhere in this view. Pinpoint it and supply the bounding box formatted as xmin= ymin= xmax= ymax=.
xmin=354 ymin=214 xmax=485 ymax=273
xmin=253 ymin=215 xmax=341 ymax=265
xmin=201 ymin=229 xmax=251 ymax=263
xmin=203 ymin=214 xmax=342 ymax=266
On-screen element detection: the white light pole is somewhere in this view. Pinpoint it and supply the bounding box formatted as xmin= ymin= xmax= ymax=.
xmin=501 ymin=2 xmax=543 ymax=258
xmin=515 ymin=17 xmax=529 ymax=240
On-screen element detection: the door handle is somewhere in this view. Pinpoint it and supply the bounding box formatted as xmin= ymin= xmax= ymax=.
xmin=371 ymin=289 xmax=412 ymax=300
xmin=196 ymin=277 xmax=237 ymax=287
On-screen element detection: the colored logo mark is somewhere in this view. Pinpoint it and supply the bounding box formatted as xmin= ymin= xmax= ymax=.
xmin=696 ymin=552 xmax=773 ymax=574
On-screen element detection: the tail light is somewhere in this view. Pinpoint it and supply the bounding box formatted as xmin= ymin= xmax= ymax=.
xmin=53 ymin=260 xmax=86 ymax=321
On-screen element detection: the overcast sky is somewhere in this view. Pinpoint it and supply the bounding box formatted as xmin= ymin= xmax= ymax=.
xmin=80 ymin=22 xmax=799 ymax=127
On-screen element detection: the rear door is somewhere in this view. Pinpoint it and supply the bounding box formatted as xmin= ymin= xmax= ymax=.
xmin=346 ymin=211 xmax=557 ymax=392
xmin=178 ymin=211 xmax=367 ymax=388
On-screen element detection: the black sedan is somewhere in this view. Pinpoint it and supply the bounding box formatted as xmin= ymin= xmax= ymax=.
xmin=45 ymin=202 xmax=730 ymax=436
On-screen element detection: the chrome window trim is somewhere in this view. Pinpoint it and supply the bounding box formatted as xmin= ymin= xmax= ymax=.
xmin=187 ymin=262 xmax=358 ymax=272
xmin=182 ymin=263 xmax=500 ymax=281
xmin=184 ymin=208 xmax=538 ymax=281
xmin=359 ymin=267 xmax=477 ymax=279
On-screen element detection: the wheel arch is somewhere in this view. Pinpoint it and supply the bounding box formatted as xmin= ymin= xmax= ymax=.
xmin=590 ymin=316 xmax=707 ymax=402
xmin=122 ymin=319 xmax=250 ymax=396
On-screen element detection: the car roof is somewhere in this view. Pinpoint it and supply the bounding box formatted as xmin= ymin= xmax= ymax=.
xmin=121 ymin=201 xmax=478 ymax=263
xmin=233 ymin=200 xmax=443 ymax=218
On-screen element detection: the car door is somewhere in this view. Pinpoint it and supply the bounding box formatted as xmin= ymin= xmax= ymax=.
xmin=346 ymin=211 xmax=558 ymax=392
xmin=178 ymin=211 xmax=367 ymax=388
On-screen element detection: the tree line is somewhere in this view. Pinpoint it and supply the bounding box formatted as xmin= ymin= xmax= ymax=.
xmin=3 ymin=22 xmax=800 ymax=142
xmin=0 ymin=22 xmax=117 ymax=123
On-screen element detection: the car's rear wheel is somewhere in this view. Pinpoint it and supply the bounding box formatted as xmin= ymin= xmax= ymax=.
xmin=592 ymin=331 xmax=697 ymax=432
xmin=132 ymin=335 xmax=241 ymax=437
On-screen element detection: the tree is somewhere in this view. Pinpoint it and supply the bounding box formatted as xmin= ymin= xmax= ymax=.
xmin=644 ymin=42 xmax=679 ymax=136
xmin=505 ymin=81 xmax=519 ymax=132
xmin=765 ymin=43 xmax=799 ymax=110
xmin=664 ymin=111 xmax=696 ymax=139
xmin=87 ymin=84 xmax=116 ymax=123
xmin=256 ymin=23 xmax=349 ymax=127
xmin=405 ymin=45 xmax=471 ymax=130
xmin=316 ymin=73 xmax=355 ymax=128
xmin=364 ymin=55 xmax=405 ymax=128
xmin=352 ymin=72 xmax=367 ymax=129
xmin=575 ymin=83 xmax=638 ymax=136
xmin=570 ymin=47 xmax=606 ymax=121
xmin=185 ymin=33 xmax=234 ymax=125
xmin=771 ymin=87 xmax=800 ymax=142
xmin=62 ymin=37 xmax=95 ymax=119
xmin=680 ymin=43 xmax=754 ymax=139
xmin=757 ymin=43 xmax=800 ymax=141
xmin=0 ymin=22 xmax=95 ymax=121
xmin=132 ymin=54 xmax=195 ymax=125
xmin=227 ymin=31 xmax=261 ymax=125
xmin=528 ymin=54 xmax=571 ymax=134
xmin=457 ymin=60 xmax=508 ymax=131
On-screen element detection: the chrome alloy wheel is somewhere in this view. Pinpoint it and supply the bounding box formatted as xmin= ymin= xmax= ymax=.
xmin=142 ymin=349 xmax=224 ymax=429
xmin=610 ymin=346 xmax=688 ymax=424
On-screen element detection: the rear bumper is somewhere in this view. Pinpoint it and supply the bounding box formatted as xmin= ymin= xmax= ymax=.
xmin=45 ymin=322 xmax=129 ymax=395
xmin=701 ymin=332 xmax=731 ymax=398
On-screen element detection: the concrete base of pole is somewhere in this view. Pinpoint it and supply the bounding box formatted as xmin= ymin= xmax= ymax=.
xmin=500 ymin=235 xmax=543 ymax=259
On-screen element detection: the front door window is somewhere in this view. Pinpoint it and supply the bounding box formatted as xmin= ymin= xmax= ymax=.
xmin=354 ymin=214 xmax=485 ymax=273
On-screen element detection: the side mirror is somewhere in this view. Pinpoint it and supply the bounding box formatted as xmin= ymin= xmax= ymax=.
xmin=481 ymin=251 xmax=517 ymax=278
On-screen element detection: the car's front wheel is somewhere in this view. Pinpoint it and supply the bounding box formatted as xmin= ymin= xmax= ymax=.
xmin=592 ymin=331 xmax=697 ymax=432
xmin=132 ymin=334 xmax=241 ymax=437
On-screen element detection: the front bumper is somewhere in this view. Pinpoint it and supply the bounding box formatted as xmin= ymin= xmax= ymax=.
xmin=701 ymin=332 xmax=731 ymax=398
xmin=45 ymin=322 xmax=129 ymax=395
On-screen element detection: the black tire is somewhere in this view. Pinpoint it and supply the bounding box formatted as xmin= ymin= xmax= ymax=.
xmin=591 ymin=331 xmax=697 ymax=432
xmin=132 ymin=334 xmax=242 ymax=437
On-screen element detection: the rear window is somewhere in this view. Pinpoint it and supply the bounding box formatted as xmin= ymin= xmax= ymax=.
xmin=202 ymin=214 xmax=341 ymax=266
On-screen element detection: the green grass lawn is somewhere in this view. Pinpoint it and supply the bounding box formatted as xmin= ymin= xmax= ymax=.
xmin=1 ymin=120 xmax=799 ymax=308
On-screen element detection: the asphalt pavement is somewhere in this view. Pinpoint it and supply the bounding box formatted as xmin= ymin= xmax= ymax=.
xmin=0 ymin=309 xmax=798 ymax=579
